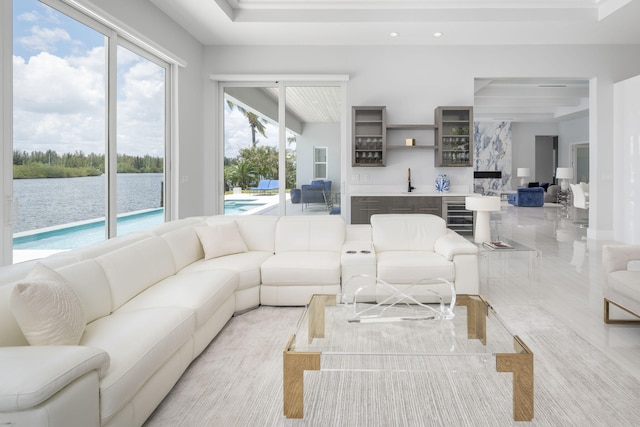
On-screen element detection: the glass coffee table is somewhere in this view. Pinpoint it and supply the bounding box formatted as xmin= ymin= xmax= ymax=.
xmin=283 ymin=293 xmax=533 ymax=421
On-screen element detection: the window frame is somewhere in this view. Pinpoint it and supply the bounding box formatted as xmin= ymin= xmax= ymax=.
xmin=313 ymin=146 xmax=329 ymax=180
xmin=2 ymin=0 xmax=178 ymax=265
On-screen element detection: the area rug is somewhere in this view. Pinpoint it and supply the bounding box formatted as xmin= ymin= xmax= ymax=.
xmin=144 ymin=305 xmax=640 ymax=426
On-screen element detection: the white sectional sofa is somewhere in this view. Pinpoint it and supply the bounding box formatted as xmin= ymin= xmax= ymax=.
xmin=0 ymin=214 xmax=479 ymax=427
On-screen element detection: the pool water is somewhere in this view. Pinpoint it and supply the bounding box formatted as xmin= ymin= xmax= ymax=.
xmin=13 ymin=209 xmax=164 ymax=250
xmin=13 ymin=198 xmax=270 ymax=253
xmin=224 ymin=199 xmax=266 ymax=215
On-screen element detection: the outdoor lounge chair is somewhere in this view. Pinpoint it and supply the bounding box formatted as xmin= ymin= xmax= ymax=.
xmin=251 ymin=179 xmax=278 ymax=194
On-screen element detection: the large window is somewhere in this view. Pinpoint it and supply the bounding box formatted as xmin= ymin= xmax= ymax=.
xmin=10 ymin=0 xmax=170 ymax=263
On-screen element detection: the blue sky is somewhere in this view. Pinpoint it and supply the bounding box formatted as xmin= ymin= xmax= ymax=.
xmin=13 ymin=0 xmax=281 ymax=160
xmin=12 ymin=0 xmax=164 ymax=157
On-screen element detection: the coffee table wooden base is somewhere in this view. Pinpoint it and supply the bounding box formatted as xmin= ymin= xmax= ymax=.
xmin=283 ymin=336 xmax=319 ymax=418
xmin=497 ymin=336 xmax=534 ymax=421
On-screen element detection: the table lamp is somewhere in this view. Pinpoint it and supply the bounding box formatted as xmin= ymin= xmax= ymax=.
xmin=517 ymin=168 xmax=530 ymax=187
xmin=556 ymin=167 xmax=573 ymax=191
xmin=465 ymin=196 xmax=501 ymax=243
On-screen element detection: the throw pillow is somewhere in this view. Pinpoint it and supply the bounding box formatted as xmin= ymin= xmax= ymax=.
xmin=196 ymin=221 xmax=249 ymax=260
xmin=10 ymin=263 xmax=87 ymax=346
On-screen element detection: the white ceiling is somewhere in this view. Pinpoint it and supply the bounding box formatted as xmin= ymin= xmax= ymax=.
xmin=474 ymin=77 xmax=589 ymax=122
xmin=151 ymin=0 xmax=640 ymax=46
xmin=149 ymin=0 xmax=637 ymax=124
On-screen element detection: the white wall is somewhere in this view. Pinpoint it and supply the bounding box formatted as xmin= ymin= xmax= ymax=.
xmin=511 ymin=122 xmax=559 ymax=183
xmin=296 ymin=123 xmax=341 ymax=195
xmin=204 ymin=44 xmax=640 ymax=234
xmin=613 ymin=74 xmax=640 ymax=244
xmin=559 ymin=116 xmax=589 ymax=171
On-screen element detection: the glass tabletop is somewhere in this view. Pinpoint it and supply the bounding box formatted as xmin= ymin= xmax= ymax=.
xmin=283 ymin=293 xmax=534 ymax=421
xmin=288 ymin=294 xmax=525 ymax=358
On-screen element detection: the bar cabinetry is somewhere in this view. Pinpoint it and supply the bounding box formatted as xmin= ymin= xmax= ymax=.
xmin=352 ymin=106 xmax=386 ymax=167
xmin=351 ymin=196 xmax=442 ymax=224
xmin=435 ymin=106 xmax=473 ymax=167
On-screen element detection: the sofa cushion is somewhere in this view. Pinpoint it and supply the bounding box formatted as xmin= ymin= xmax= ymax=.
xmin=274 ymin=216 xmax=345 ymax=253
xmin=196 ymin=221 xmax=248 ymax=260
xmin=261 ymin=251 xmax=341 ymax=286
xmin=158 ymin=225 xmax=204 ymax=271
xmin=181 ymin=251 xmax=272 ymax=290
xmin=371 ymin=214 xmax=447 ymax=252
xmin=377 ymin=251 xmax=455 ymax=284
xmin=81 ymin=307 xmax=195 ymax=423
xmin=206 ymin=215 xmax=278 ymax=253
xmin=117 ymin=269 xmax=237 ymax=328
xmin=10 ymin=263 xmax=86 ymax=346
xmin=608 ymin=271 xmax=640 ymax=301
xmin=57 ymin=259 xmax=113 ymax=323
xmin=96 ymin=237 xmax=176 ymax=310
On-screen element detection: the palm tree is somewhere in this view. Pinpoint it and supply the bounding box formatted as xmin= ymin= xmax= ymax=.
xmin=226 ymin=100 xmax=268 ymax=147
xmin=229 ymin=159 xmax=256 ymax=190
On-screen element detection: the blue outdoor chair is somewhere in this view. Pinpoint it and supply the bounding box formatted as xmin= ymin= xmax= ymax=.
xmin=301 ymin=180 xmax=331 ymax=210
xmin=251 ymin=179 xmax=278 ymax=194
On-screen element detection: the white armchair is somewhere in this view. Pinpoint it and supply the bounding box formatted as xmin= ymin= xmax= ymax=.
xmin=602 ymin=245 xmax=640 ymax=323
xmin=570 ymin=183 xmax=589 ymax=209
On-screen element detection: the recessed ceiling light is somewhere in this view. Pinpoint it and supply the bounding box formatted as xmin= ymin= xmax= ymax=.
xmin=390 ymin=32 xmax=399 ymax=37
xmin=433 ymin=32 xmax=443 ymax=38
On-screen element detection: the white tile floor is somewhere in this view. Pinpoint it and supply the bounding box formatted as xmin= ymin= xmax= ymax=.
xmin=489 ymin=201 xmax=640 ymax=381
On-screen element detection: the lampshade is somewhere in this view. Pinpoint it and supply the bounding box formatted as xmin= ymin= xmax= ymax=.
xmin=465 ymin=196 xmax=501 ymax=212
xmin=516 ymin=168 xmax=531 ymax=178
xmin=556 ymin=167 xmax=574 ymax=180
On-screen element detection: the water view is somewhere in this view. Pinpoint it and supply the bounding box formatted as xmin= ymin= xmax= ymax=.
xmin=13 ymin=173 xmax=164 ymax=233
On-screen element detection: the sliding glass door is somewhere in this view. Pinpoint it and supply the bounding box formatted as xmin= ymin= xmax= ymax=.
xmin=221 ymin=82 xmax=342 ymax=216
xmin=12 ymin=0 xmax=108 ymax=262
xmin=116 ymin=43 xmax=166 ymax=235
xmin=10 ymin=0 xmax=170 ymax=263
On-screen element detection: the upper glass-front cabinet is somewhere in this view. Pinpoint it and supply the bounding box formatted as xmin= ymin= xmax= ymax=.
xmin=434 ymin=106 xmax=473 ymax=167
xmin=352 ymin=106 xmax=386 ymax=167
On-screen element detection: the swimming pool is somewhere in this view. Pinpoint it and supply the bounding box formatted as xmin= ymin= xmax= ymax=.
xmin=13 ymin=198 xmax=272 ymax=254
xmin=224 ymin=199 xmax=267 ymax=215
xmin=13 ymin=208 xmax=164 ymax=251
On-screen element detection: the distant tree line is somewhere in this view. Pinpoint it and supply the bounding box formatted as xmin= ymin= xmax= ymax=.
xmin=13 ymin=150 xmax=163 ymax=179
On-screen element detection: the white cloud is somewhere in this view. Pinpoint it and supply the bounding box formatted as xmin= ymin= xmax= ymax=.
xmin=14 ymin=47 xmax=167 ymax=157
xmin=116 ymin=54 xmax=165 ymax=157
xmin=13 ymin=50 xmax=104 ymax=114
xmin=18 ymin=26 xmax=72 ymax=54
xmin=17 ymin=11 xmax=38 ymax=23
xmin=224 ymin=107 xmax=279 ymax=158
xmin=13 ymin=50 xmax=106 ymax=155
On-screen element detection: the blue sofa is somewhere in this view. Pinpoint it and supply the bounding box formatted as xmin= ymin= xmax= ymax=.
xmin=507 ymin=187 xmax=545 ymax=207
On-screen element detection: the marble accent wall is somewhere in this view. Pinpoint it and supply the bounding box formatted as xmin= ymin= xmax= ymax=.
xmin=473 ymin=121 xmax=512 ymax=195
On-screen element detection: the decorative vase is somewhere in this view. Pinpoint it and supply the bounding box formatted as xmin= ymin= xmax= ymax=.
xmin=435 ymin=174 xmax=450 ymax=192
